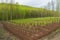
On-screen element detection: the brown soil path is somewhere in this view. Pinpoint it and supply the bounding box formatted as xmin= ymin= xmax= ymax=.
xmin=0 ymin=23 xmax=20 ymax=40
xmin=51 ymin=32 xmax=60 ymax=40
xmin=1 ymin=21 xmax=60 ymax=40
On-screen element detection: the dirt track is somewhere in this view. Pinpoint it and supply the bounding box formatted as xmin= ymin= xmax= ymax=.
xmin=0 ymin=21 xmax=60 ymax=40
xmin=0 ymin=23 xmax=20 ymax=40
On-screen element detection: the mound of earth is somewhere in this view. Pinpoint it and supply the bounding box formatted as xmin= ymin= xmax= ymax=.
xmin=0 ymin=21 xmax=60 ymax=40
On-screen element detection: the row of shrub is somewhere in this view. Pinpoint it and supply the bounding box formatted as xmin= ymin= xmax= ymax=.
xmin=0 ymin=3 xmax=59 ymax=20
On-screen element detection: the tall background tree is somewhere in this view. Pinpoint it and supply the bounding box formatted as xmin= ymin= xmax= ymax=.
xmin=51 ymin=0 xmax=54 ymax=11
xmin=56 ymin=0 xmax=60 ymax=12
xmin=56 ymin=0 xmax=60 ymax=17
xmin=10 ymin=0 xmax=15 ymax=20
xmin=47 ymin=2 xmax=51 ymax=10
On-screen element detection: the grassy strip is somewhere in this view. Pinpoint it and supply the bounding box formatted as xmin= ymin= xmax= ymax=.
xmin=10 ymin=17 xmax=60 ymax=24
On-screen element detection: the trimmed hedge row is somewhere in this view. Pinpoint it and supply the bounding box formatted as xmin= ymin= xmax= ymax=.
xmin=0 ymin=4 xmax=59 ymax=20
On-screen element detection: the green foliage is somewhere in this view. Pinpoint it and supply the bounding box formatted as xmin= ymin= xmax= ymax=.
xmin=0 ymin=3 xmax=59 ymax=20
xmin=10 ymin=17 xmax=60 ymax=25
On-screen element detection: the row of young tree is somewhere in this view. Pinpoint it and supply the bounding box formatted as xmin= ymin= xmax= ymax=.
xmin=0 ymin=4 xmax=58 ymax=20
xmin=0 ymin=0 xmax=59 ymax=20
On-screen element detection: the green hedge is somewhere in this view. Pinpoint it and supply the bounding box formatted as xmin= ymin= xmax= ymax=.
xmin=0 ymin=3 xmax=59 ymax=20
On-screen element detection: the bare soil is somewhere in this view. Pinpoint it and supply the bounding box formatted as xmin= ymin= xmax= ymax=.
xmin=0 ymin=22 xmax=20 ymax=40
xmin=0 ymin=21 xmax=60 ymax=40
